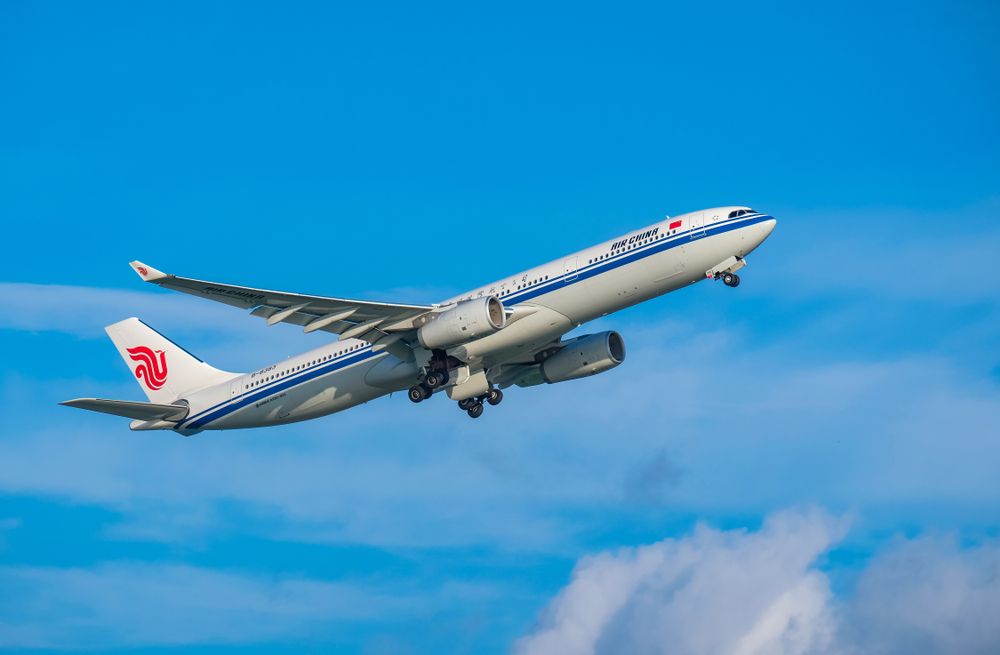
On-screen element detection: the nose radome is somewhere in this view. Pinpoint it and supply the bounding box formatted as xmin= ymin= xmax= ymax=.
xmin=747 ymin=217 xmax=777 ymax=251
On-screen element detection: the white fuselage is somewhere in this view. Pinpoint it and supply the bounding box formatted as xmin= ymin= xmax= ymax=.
xmin=173 ymin=207 xmax=776 ymax=432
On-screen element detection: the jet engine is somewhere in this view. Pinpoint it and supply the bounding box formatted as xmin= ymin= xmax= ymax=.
xmin=417 ymin=296 xmax=506 ymax=349
xmin=540 ymin=331 xmax=626 ymax=383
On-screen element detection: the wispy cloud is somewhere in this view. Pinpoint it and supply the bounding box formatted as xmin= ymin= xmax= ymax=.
xmin=0 ymin=562 xmax=407 ymax=649
xmin=3 ymin=305 xmax=998 ymax=552
xmin=0 ymin=283 xmax=235 ymax=336
xmin=843 ymin=535 xmax=1000 ymax=654
xmin=0 ymin=282 xmax=350 ymax=370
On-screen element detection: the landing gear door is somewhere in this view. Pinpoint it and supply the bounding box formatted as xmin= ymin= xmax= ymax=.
xmin=563 ymin=256 xmax=578 ymax=282
xmin=689 ymin=212 xmax=706 ymax=240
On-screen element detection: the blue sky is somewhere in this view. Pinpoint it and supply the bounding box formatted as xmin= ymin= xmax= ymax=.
xmin=1 ymin=1 xmax=998 ymax=653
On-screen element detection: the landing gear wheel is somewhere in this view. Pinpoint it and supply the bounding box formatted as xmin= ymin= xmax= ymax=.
xmin=486 ymin=388 xmax=503 ymax=406
xmin=408 ymin=386 xmax=427 ymax=403
xmin=424 ymin=371 xmax=444 ymax=389
xmin=467 ymin=402 xmax=484 ymax=419
xmin=458 ymin=398 xmax=475 ymax=411
xmin=722 ymin=272 xmax=741 ymax=287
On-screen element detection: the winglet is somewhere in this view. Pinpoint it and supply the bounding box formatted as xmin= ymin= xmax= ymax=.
xmin=129 ymin=260 xmax=167 ymax=282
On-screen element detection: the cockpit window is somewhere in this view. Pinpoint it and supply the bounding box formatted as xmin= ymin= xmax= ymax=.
xmin=728 ymin=208 xmax=756 ymax=218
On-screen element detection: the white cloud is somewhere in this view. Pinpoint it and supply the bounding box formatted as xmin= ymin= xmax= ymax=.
xmin=514 ymin=508 xmax=845 ymax=655
xmin=515 ymin=509 xmax=1000 ymax=655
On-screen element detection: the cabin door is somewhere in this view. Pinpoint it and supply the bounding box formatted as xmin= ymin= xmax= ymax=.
xmin=689 ymin=212 xmax=706 ymax=239
xmin=563 ymin=256 xmax=579 ymax=282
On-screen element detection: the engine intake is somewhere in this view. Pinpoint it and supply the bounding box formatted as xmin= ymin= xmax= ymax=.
xmin=541 ymin=331 xmax=626 ymax=384
xmin=418 ymin=296 xmax=506 ymax=349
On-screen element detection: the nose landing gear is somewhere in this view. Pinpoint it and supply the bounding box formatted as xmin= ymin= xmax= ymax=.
xmin=706 ymin=256 xmax=746 ymax=288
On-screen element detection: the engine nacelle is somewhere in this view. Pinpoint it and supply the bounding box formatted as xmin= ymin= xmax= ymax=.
xmin=541 ymin=331 xmax=626 ymax=383
xmin=417 ymin=296 xmax=506 ymax=349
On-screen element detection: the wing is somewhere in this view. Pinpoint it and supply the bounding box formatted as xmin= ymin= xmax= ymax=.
xmin=129 ymin=261 xmax=433 ymax=355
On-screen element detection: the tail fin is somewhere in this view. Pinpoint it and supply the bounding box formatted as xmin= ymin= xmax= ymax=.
xmin=105 ymin=318 xmax=238 ymax=403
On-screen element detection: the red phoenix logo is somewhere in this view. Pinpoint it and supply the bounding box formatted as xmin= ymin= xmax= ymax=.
xmin=137 ymin=266 xmax=148 ymax=277
xmin=126 ymin=346 xmax=168 ymax=390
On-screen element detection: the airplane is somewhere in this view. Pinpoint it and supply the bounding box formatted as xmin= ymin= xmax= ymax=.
xmin=61 ymin=206 xmax=776 ymax=433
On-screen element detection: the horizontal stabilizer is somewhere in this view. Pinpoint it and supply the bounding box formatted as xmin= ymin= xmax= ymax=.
xmin=60 ymin=398 xmax=189 ymax=422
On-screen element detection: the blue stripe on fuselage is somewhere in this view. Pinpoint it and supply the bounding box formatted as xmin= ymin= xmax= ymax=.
xmin=180 ymin=347 xmax=378 ymax=430
xmin=503 ymin=213 xmax=772 ymax=304
xmin=183 ymin=213 xmax=771 ymax=430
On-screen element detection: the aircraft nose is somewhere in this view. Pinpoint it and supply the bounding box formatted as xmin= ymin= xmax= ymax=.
xmin=742 ymin=216 xmax=776 ymax=254
xmin=762 ymin=216 xmax=777 ymax=239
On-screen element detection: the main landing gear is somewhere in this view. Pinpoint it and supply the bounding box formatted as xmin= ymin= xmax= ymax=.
xmin=423 ymin=369 xmax=449 ymax=389
xmin=456 ymin=388 xmax=503 ymax=419
xmin=408 ymin=385 xmax=431 ymax=403
xmin=407 ymin=368 xmax=451 ymax=404
xmin=407 ymin=363 xmax=504 ymax=420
